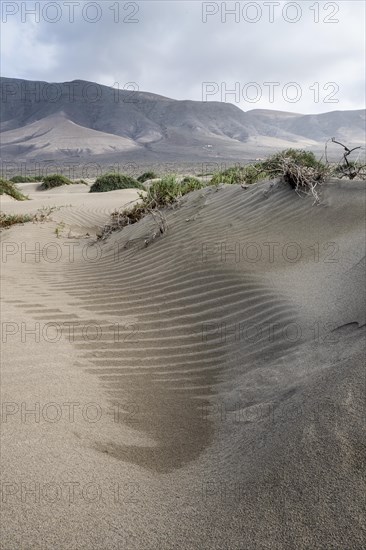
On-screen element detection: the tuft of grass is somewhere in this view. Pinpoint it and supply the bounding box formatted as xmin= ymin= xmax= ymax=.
xmin=90 ymin=173 xmax=144 ymax=193
xmin=0 ymin=212 xmax=33 ymax=228
xmin=180 ymin=176 xmax=204 ymax=193
xmin=39 ymin=174 xmax=73 ymax=190
xmin=210 ymin=164 xmax=267 ymax=186
xmin=9 ymin=175 xmax=43 ymax=183
xmin=210 ymin=166 xmax=246 ymax=185
xmin=0 ymin=205 xmax=66 ymax=229
xmin=74 ymin=179 xmax=89 ymax=185
xmin=0 ymin=178 xmax=29 ymax=201
xmin=137 ymin=171 xmax=158 ymax=183
xmin=55 ymin=222 xmax=65 ymax=238
xmin=145 ymin=175 xmax=181 ymax=207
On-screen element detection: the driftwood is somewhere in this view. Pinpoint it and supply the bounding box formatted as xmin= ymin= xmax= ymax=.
xmin=331 ymin=138 xmax=365 ymax=179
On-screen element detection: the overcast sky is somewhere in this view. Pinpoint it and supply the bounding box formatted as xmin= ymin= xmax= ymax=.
xmin=1 ymin=0 xmax=365 ymax=113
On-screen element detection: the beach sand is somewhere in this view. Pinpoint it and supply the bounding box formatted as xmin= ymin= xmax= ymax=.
xmin=1 ymin=178 xmax=365 ymax=549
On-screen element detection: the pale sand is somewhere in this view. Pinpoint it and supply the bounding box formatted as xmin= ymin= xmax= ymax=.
xmin=1 ymin=179 xmax=365 ymax=549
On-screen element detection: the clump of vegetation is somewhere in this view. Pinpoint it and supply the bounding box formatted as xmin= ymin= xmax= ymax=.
xmin=329 ymin=139 xmax=366 ymax=180
xmin=137 ymin=171 xmax=158 ymax=183
xmin=1 ymin=205 xmax=62 ymax=229
xmin=210 ymin=164 xmax=267 ymax=186
xmin=0 ymin=178 xmax=29 ymax=201
xmin=209 ymin=149 xmax=332 ymax=202
xmin=100 ymin=175 xmax=208 ymax=240
xmin=262 ymin=149 xmax=320 ymax=171
xmin=261 ymin=149 xmax=330 ymax=203
xmin=180 ymin=176 xmax=204 ymax=193
xmin=146 ymin=175 xmax=181 ymax=206
xmin=39 ymin=174 xmax=73 ymax=190
xmin=55 ymin=222 xmax=66 ymax=238
xmin=0 ymin=212 xmax=33 ymax=229
xmin=90 ymin=173 xmax=144 ymax=193
xmin=241 ymin=164 xmax=268 ymax=185
xmin=334 ymin=161 xmax=366 ymax=180
xmin=210 ymin=166 xmax=246 ymax=185
xmin=9 ymin=175 xmax=43 ymax=183
xmin=74 ymin=179 xmax=89 ymax=185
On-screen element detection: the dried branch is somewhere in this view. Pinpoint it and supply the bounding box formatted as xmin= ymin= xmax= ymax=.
xmin=331 ymin=138 xmax=365 ymax=180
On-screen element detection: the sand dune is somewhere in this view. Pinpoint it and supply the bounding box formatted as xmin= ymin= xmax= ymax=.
xmin=1 ymin=112 xmax=141 ymax=158
xmin=1 ymin=178 xmax=365 ymax=548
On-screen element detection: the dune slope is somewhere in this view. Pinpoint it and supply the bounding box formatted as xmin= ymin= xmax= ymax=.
xmin=1 ymin=178 xmax=365 ymax=549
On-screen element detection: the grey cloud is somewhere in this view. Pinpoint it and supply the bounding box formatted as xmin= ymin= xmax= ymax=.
xmin=1 ymin=0 xmax=365 ymax=113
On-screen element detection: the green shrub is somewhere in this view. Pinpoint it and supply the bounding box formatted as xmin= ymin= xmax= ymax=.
xmin=210 ymin=166 xmax=244 ymax=185
xmin=90 ymin=173 xmax=144 ymax=193
xmin=144 ymin=175 xmax=205 ymax=206
xmin=261 ymin=149 xmax=328 ymax=189
xmin=0 ymin=178 xmax=28 ymax=201
xmin=261 ymin=149 xmax=320 ymax=172
xmin=241 ymin=164 xmax=268 ymax=185
xmin=181 ymin=176 xmax=202 ymax=184
xmin=137 ymin=171 xmax=158 ymax=183
xmin=100 ymin=174 xmax=209 ymax=239
xmin=0 ymin=212 xmax=33 ymax=228
xmin=210 ymin=164 xmax=267 ymax=186
xmin=145 ymin=175 xmax=181 ymax=207
xmin=39 ymin=174 xmax=72 ymax=190
xmin=142 ymin=175 xmax=205 ymax=210
xmin=9 ymin=175 xmax=43 ymax=183
xmin=180 ymin=177 xmax=205 ymax=194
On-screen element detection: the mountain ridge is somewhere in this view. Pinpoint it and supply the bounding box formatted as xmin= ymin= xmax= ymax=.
xmin=1 ymin=77 xmax=365 ymax=162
